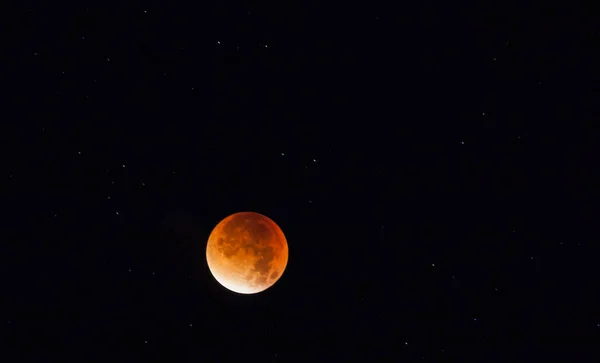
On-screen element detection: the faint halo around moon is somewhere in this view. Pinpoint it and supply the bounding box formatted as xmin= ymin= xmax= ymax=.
xmin=205 ymin=212 xmax=289 ymax=294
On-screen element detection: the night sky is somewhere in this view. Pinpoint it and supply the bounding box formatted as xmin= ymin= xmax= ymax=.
xmin=3 ymin=2 xmax=599 ymax=362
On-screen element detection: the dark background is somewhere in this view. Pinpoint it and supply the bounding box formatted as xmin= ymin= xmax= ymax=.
xmin=3 ymin=1 xmax=599 ymax=362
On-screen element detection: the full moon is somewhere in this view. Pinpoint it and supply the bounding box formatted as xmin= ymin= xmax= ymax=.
xmin=206 ymin=212 xmax=289 ymax=294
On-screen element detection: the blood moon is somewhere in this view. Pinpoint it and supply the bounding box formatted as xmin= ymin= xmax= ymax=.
xmin=206 ymin=212 xmax=288 ymax=294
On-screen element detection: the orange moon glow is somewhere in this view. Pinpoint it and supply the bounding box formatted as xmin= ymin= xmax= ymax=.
xmin=206 ymin=212 xmax=289 ymax=294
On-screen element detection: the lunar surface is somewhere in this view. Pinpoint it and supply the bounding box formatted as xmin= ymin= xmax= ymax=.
xmin=206 ymin=212 xmax=289 ymax=294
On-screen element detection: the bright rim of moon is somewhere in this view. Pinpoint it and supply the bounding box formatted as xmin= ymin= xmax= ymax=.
xmin=206 ymin=212 xmax=288 ymax=294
